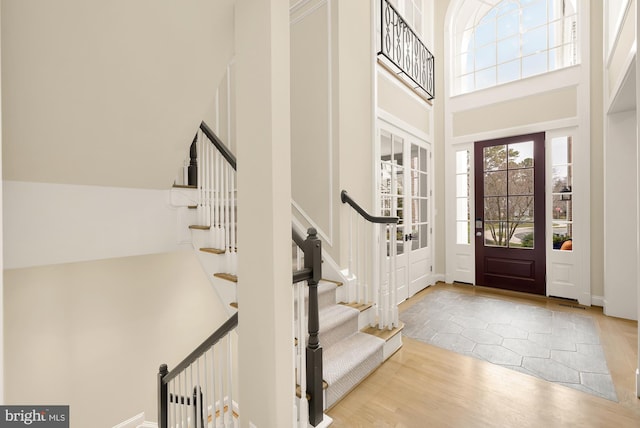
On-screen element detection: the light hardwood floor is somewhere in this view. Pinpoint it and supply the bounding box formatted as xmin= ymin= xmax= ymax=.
xmin=327 ymin=282 xmax=640 ymax=427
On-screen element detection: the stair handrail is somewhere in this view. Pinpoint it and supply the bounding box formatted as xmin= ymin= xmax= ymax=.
xmin=199 ymin=121 xmax=237 ymax=171
xmin=341 ymin=189 xmax=400 ymax=330
xmin=158 ymin=312 xmax=238 ymax=428
xmin=340 ymin=190 xmax=399 ymax=224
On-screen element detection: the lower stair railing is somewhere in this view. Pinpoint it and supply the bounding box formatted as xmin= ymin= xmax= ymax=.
xmin=171 ymin=122 xmax=325 ymax=426
xmin=292 ymin=227 xmax=324 ymax=427
xmin=194 ymin=121 xmax=238 ymax=275
xmin=341 ymin=190 xmax=400 ymax=330
xmin=158 ymin=313 xmax=238 ymax=428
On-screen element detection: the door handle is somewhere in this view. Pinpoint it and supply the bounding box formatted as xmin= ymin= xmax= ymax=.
xmin=405 ymin=233 xmax=413 ymax=241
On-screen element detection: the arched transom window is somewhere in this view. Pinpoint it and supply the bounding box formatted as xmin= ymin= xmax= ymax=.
xmin=452 ymin=0 xmax=579 ymax=95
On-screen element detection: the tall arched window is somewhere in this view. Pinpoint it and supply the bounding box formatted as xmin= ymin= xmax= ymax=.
xmin=452 ymin=0 xmax=579 ymax=95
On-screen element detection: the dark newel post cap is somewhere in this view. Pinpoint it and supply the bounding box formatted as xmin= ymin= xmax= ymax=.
xmin=307 ymin=227 xmax=317 ymax=238
xmin=159 ymin=364 xmax=168 ymax=375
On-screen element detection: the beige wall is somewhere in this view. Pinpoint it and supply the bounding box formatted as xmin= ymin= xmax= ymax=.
xmin=4 ymin=251 xmax=227 ymax=426
xmin=452 ymin=86 xmax=578 ymax=137
xmin=337 ymin=0 xmax=374 ymax=268
xmin=291 ymin=0 xmax=335 ymax=251
xmin=377 ymin=72 xmax=431 ymax=135
xmin=290 ymin=0 xmax=374 ymax=267
xmin=2 ymin=0 xmax=234 ymax=190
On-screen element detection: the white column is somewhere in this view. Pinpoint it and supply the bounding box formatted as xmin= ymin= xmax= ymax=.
xmin=636 ymin=0 xmax=640 ymax=398
xmin=0 ymin=2 xmax=4 ymax=404
xmin=235 ymin=0 xmax=293 ymax=427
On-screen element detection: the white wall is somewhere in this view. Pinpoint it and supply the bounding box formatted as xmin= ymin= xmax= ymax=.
xmin=604 ymin=110 xmax=639 ymax=320
xmin=4 ymin=251 xmax=228 ymax=427
xmin=3 ymin=181 xmax=191 ymax=269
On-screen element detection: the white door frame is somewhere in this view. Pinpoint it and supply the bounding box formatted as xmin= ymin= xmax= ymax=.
xmin=377 ymin=114 xmax=434 ymax=303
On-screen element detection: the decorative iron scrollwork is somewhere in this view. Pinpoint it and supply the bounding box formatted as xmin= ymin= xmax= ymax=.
xmin=378 ymin=0 xmax=435 ymax=100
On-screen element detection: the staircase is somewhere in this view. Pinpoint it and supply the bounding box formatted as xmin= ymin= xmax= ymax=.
xmin=164 ymin=122 xmax=404 ymax=426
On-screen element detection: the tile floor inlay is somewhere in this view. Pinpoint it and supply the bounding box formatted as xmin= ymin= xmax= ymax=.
xmin=400 ymin=289 xmax=618 ymax=401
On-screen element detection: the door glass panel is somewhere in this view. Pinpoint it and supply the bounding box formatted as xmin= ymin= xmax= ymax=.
xmin=420 ymin=198 xmax=429 ymax=223
xmin=485 ymin=221 xmax=508 ymax=247
xmin=456 ymin=149 xmax=470 ymax=245
xmin=508 ymin=141 xmax=534 ymax=168
xmin=409 ymin=142 xmax=429 ymax=252
xmin=510 ymin=223 xmax=534 ymax=248
xmin=417 ymin=223 xmax=429 ymax=249
xmin=552 ymin=196 xmax=572 ymax=221
xmin=484 ymin=145 xmax=507 ymax=170
xmin=509 ymin=196 xmax=534 ymax=221
xmin=381 ymin=130 xmax=407 ymax=255
xmin=508 ymin=169 xmax=534 ymax=194
xmin=483 ymin=140 xmax=535 ymax=249
xmin=484 ymin=171 xmax=507 ymax=196
xmin=484 ymin=197 xmax=507 ymax=221
xmin=551 ymin=136 xmax=573 ymax=250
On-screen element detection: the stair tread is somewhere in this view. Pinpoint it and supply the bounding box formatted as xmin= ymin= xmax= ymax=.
xmin=320 ymin=278 xmax=344 ymax=287
xmin=323 ymin=332 xmax=384 ymax=385
xmin=200 ymin=247 xmax=226 ymax=255
xmin=361 ymin=322 xmax=404 ymax=342
xmin=318 ymin=304 xmax=359 ymax=331
xmin=339 ymin=302 xmax=373 ymax=312
xmin=214 ymin=273 xmax=238 ymax=283
xmin=189 ymin=225 xmax=211 ymax=230
xmin=173 ymin=184 xmax=197 ymax=189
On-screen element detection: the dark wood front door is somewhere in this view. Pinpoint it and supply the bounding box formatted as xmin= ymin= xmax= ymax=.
xmin=474 ymin=133 xmax=546 ymax=295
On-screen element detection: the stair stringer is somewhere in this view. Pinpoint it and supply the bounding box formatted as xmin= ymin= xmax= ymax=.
xmin=171 ymin=187 xmax=237 ymax=316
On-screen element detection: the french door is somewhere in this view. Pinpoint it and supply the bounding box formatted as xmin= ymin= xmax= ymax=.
xmin=474 ymin=133 xmax=546 ymax=295
xmin=380 ymin=126 xmax=432 ymax=303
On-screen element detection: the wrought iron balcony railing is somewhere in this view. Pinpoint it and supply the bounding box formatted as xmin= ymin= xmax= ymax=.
xmin=377 ymin=0 xmax=435 ymax=101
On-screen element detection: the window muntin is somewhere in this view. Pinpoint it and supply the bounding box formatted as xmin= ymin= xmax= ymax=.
xmin=453 ymin=0 xmax=579 ymax=95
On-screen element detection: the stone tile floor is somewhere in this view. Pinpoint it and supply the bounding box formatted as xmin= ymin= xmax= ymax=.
xmin=400 ymin=289 xmax=618 ymax=401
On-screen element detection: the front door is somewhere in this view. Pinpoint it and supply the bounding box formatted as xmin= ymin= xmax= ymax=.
xmin=380 ymin=126 xmax=432 ymax=303
xmin=474 ymin=133 xmax=546 ymax=295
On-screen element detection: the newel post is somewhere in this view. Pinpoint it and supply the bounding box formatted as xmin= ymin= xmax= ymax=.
xmin=304 ymin=227 xmax=323 ymax=426
xmin=188 ymin=135 xmax=198 ymax=186
xmin=158 ymin=364 xmax=168 ymax=428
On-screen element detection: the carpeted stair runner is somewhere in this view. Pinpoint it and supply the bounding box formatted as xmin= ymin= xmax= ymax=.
xmin=297 ymin=280 xmax=385 ymax=409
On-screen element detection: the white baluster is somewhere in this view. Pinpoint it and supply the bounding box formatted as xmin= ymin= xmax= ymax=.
xmin=203 ymin=353 xmax=209 ymax=428
xmin=210 ymin=347 xmax=218 ymax=428
xmin=197 ymin=134 xmax=203 ymax=227
xmin=348 ymin=210 xmax=354 ymax=302
xmin=226 ymin=335 xmax=233 ymax=427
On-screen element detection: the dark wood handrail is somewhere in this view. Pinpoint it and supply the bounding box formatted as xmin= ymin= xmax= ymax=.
xmin=292 ymin=227 xmax=306 ymax=248
xmin=341 ymin=190 xmax=399 ymax=224
xmin=199 ymin=121 xmax=237 ymax=171
xmin=161 ymin=312 xmax=238 ymax=385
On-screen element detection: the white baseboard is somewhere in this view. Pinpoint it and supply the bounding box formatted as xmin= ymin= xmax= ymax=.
xmin=433 ymin=273 xmax=445 ymax=284
xmin=637 ymin=368 xmax=640 ymax=399
xmin=314 ymin=414 xmax=333 ymax=428
xmin=113 ymin=413 xmax=154 ymax=428
xmin=591 ymin=295 xmax=604 ymax=307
